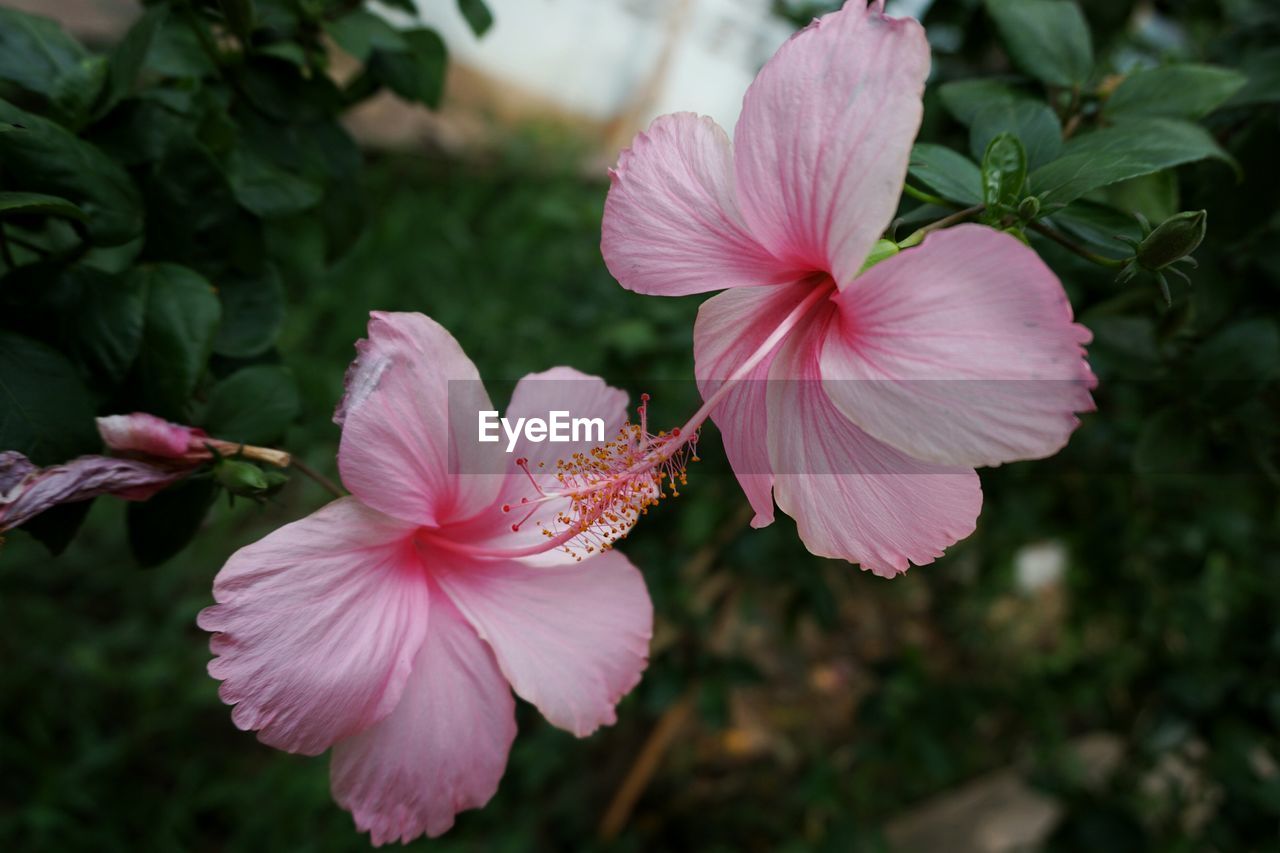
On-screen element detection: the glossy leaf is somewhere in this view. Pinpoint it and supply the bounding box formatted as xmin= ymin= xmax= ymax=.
xmin=908 ymin=144 xmax=982 ymax=205
xmin=969 ymin=98 xmax=1062 ymax=170
xmin=202 ymin=365 xmax=299 ymax=445
xmin=131 ymin=264 xmax=222 ymax=418
xmin=982 ymin=133 xmax=1027 ymax=211
xmin=0 ymin=331 xmax=97 ymax=465
xmin=0 ymin=99 xmax=142 ymax=245
xmin=1104 ymin=64 xmax=1246 ymax=121
xmin=0 ymin=8 xmax=93 ymax=102
xmin=984 ymin=0 xmax=1093 ymax=88
xmin=1031 ymin=118 xmax=1235 ymax=209
xmin=938 ymin=79 xmax=1030 ymax=126
xmin=0 ymin=191 xmax=86 ymax=223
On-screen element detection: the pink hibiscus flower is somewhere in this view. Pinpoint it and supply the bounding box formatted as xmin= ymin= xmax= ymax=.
xmin=197 ymin=313 xmax=654 ymax=844
xmin=601 ymin=0 xmax=1095 ymax=577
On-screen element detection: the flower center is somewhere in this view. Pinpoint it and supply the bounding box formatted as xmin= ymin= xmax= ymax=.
xmin=501 ymin=394 xmax=699 ymax=560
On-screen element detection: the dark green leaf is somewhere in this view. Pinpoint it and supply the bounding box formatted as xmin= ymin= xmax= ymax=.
xmin=227 ymin=146 xmax=323 ymax=218
xmin=0 ymin=331 xmax=97 ymax=464
xmin=70 ymin=267 xmax=146 ymax=385
xmin=984 ymin=0 xmax=1093 ymax=88
xmin=143 ymin=17 xmax=216 ymax=78
xmin=969 ymin=99 xmax=1062 ymax=169
xmin=1048 ymin=201 xmax=1141 ymax=259
xmin=0 ymin=99 xmax=143 ymax=245
xmin=982 ymin=133 xmax=1027 ymax=211
xmin=324 ymin=10 xmax=406 ymax=61
xmin=131 ymin=264 xmax=222 ymax=417
xmin=0 ymin=8 xmax=94 ymax=105
xmin=1101 ymin=171 xmax=1178 ymax=225
xmin=457 ymin=0 xmax=494 ymax=37
xmin=1103 ymin=64 xmax=1246 ymax=121
xmin=96 ymin=6 xmax=169 ymax=119
xmin=1031 ymin=118 xmax=1235 ymax=209
xmin=0 ymin=191 xmax=86 ymax=223
xmin=937 ymin=79 xmax=1029 ymax=126
xmin=21 ymin=499 xmax=92 ymax=555
xmin=203 ymin=365 xmax=299 ymax=444
xmin=1227 ymin=47 xmax=1280 ymax=107
xmin=908 ymin=144 xmax=982 ymax=205
xmin=237 ymin=57 xmax=341 ymax=121
xmin=370 ymin=29 xmax=447 ymax=108
xmin=127 ymin=476 xmax=215 ymax=566
xmin=213 ymin=266 xmax=285 ymax=358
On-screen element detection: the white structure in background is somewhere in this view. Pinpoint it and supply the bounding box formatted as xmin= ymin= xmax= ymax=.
xmin=388 ymin=0 xmax=794 ymax=135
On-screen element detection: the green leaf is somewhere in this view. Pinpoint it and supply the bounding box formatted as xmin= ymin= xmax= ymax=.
xmin=127 ymin=477 xmax=216 ymax=567
xmin=1030 ymin=118 xmax=1236 ymax=209
xmin=227 ymin=146 xmax=323 ymax=218
xmin=0 ymin=191 xmax=86 ymax=223
xmin=131 ymin=264 xmax=222 ymax=417
xmin=937 ymin=79 xmax=1029 ymax=126
xmin=21 ymin=500 xmax=92 ymax=555
xmin=144 ymin=17 xmax=216 ymax=79
xmin=0 ymin=8 xmax=92 ymax=101
xmin=1227 ymin=47 xmax=1280 ymax=107
xmin=984 ymin=0 xmax=1093 ymax=88
xmin=0 ymin=99 xmax=143 ymax=245
xmin=982 ymin=133 xmax=1027 ymax=211
xmin=457 ymin=0 xmax=494 ymax=37
xmin=1049 ymin=200 xmax=1142 ymax=259
xmin=203 ymin=365 xmax=299 ymax=444
xmin=908 ymin=144 xmax=982 ymax=205
xmin=70 ymin=267 xmax=146 ymax=385
xmin=0 ymin=331 xmax=97 ymax=464
xmin=370 ymin=29 xmax=447 ymax=108
xmin=969 ymin=99 xmax=1062 ymax=170
xmin=96 ymin=6 xmax=169 ymax=119
xmin=1103 ymin=64 xmax=1247 ymax=121
xmin=213 ymin=266 xmax=285 ymax=358
xmin=324 ymin=10 xmax=407 ymax=61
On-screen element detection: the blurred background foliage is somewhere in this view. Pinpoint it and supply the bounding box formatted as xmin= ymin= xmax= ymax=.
xmin=2 ymin=0 xmax=1280 ymax=850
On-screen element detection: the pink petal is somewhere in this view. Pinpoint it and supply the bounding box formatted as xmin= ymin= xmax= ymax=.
xmin=602 ymin=112 xmax=795 ymax=296
xmin=197 ymin=498 xmax=428 ymax=756
xmin=435 ymin=549 xmax=652 ymax=737
xmin=97 ymin=412 xmax=206 ymax=458
xmin=446 ymin=367 xmax=632 ymax=564
xmin=336 ymin=312 xmax=501 ymax=527
xmin=693 ymin=282 xmax=817 ymax=527
xmin=820 ymin=226 xmax=1096 ymax=468
xmin=767 ymin=309 xmax=982 ymax=577
xmin=733 ymin=1 xmax=930 ymax=287
xmin=0 ymin=450 xmax=186 ymax=531
xmin=330 ymin=586 xmax=516 ymax=845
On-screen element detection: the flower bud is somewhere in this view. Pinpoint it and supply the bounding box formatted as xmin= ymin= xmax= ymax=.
xmin=1137 ymin=210 xmax=1206 ymax=271
xmin=1017 ymin=196 xmax=1040 ymax=220
xmin=213 ymin=459 xmax=269 ymax=495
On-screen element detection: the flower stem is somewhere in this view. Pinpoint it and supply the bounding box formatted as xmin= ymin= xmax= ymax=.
xmin=902 ymin=183 xmax=961 ymax=209
xmin=899 ymin=204 xmax=985 ymax=249
xmin=289 ymin=457 xmax=346 ymax=499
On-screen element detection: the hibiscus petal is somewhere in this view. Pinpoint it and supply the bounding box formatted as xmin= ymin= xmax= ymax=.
xmin=197 ymin=498 xmax=429 ymax=756
xmin=447 ymin=367 xmax=632 ymax=564
xmin=336 ymin=312 xmax=500 ymax=527
xmin=330 ymin=587 xmax=516 ymax=845
xmin=733 ymin=1 xmax=930 ymax=287
xmin=820 ymin=225 xmax=1096 ymax=468
xmin=693 ymin=282 xmax=816 ymax=527
xmin=96 ymin=412 xmax=205 ymax=458
xmin=767 ymin=310 xmax=982 ymax=577
xmin=602 ymin=112 xmax=795 ymax=296
xmin=435 ymin=549 xmax=652 ymax=737
xmin=0 ymin=450 xmax=185 ymax=531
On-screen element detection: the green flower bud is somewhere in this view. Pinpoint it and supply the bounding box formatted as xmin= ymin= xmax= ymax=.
xmin=859 ymin=238 xmax=900 ymax=273
xmin=1017 ymin=196 xmax=1040 ymax=220
xmin=1137 ymin=210 xmax=1206 ymax=271
xmin=214 ymin=459 xmax=269 ymax=495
